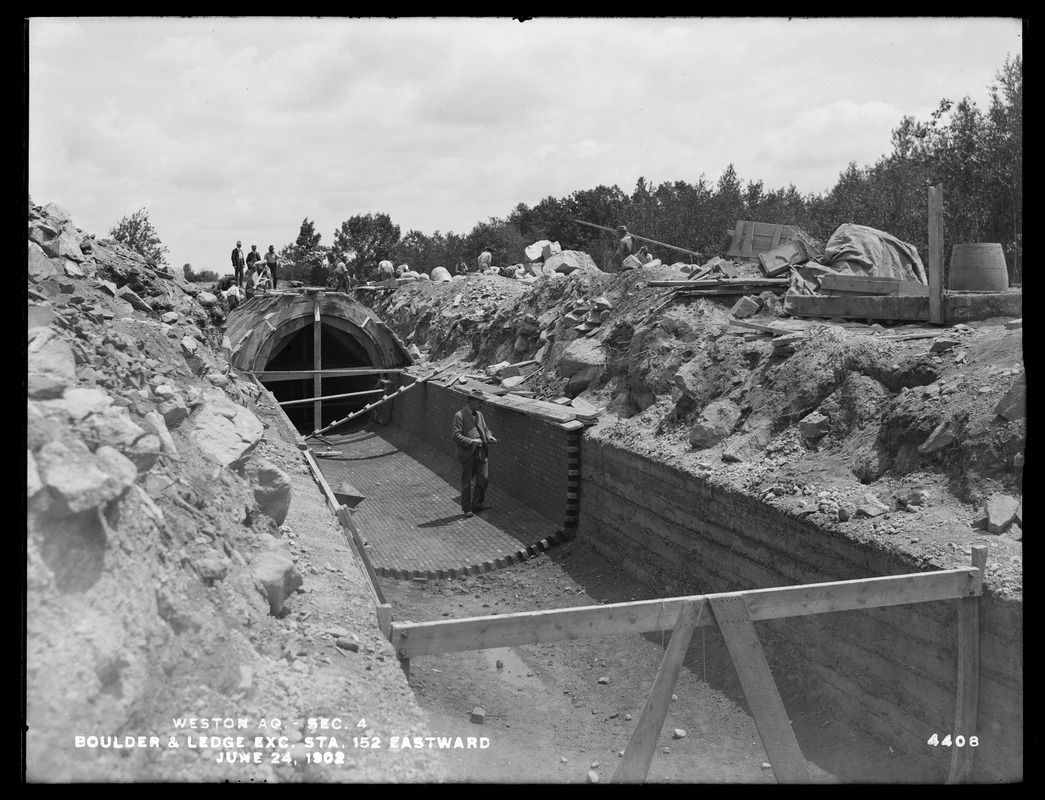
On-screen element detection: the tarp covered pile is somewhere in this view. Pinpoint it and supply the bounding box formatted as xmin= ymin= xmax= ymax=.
xmin=786 ymin=224 xmax=927 ymax=296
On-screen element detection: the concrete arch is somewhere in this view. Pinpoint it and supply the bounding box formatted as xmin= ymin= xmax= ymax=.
xmin=226 ymin=289 xmax=412 ymax=373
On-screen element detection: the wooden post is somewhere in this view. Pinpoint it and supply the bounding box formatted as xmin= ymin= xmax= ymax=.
xmin=613 ymin=600 xmax=704 ymax=783
xmin=948 ymin=545 xmax=988 ymax=784
xmin=312 ymin=302 xmax=322 ymax=429
xmin=709 ymin=594 xmax=810 ymax=783
xmin=928 ymin=184 xmax=945 ymax=324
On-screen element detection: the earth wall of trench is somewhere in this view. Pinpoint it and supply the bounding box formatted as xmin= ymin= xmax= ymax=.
xmin=577 ymin=437 xmax=1022 ymax=783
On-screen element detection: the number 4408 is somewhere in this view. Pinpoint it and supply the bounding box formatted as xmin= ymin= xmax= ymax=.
xmin=927 ymin=734 xmax=978 ymax=747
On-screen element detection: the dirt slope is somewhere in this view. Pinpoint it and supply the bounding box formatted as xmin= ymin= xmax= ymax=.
xmin=26 ymin=201 xmax=444 ymax=783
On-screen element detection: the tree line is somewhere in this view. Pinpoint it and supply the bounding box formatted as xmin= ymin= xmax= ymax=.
xmin=113 ymin=55 xmax=1021 ymax=286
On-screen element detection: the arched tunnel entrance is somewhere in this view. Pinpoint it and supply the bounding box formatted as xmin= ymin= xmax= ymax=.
xmin=225 ymin=289 xmax=413 ymax=434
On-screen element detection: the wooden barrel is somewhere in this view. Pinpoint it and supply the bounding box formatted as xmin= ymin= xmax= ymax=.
xmin=949 ymin=243 xmax=1009 ymax=291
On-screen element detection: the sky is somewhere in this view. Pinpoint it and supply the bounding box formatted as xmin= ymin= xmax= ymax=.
xmin=27 ymin=16 xmax=1023 ymax=273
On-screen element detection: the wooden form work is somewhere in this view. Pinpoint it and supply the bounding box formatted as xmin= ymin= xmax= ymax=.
xmin=390 ymin=548 xmax=987 ymax=783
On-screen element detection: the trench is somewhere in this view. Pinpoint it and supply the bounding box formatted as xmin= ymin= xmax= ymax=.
xmin=372 ymin=380 xmax=1021 ymax=784
xmin=232 ymin=293 xmax=1020 ymax=782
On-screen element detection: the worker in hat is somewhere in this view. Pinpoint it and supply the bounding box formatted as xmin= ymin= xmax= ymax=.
xmin=333 ymin=260 xmax=350 ymax=293
xmin=264 ymin=245 xmax=280 ymax=288
xmin=613 ymin=225 xmax=638 ymax=272
xmin=231 ymin=240 xmax=246 ymax=287
xmin=452 ymin=388 xmax=498 ymax=517
xmin=477 ymin=246 xmax=493 ymax=273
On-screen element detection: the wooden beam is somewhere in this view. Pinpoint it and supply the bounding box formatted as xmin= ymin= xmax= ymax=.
xmin=948 ymin=545 xmax=988 ymax=784
xmin=278 ymin=389 xmax=384 ymax=407
xmin=820 ymin=274 xmax=930 ymax=297
xmin=710 ymin=594 xmax=811 ymax=783
xmin=305 ymin=363 xmax=457 ymax=438
xmin=613 ymin=601 xmax=706 ymax=783
xmin=573 ymin=218 xmax=703 ymax=260
xmin=253 ymin=368 xmax=405 ymax=382
xmin=928 ymin=184 xmax=946 ymax=324
xmin=649 ymin=278 xmax=790 ymax=288
xmin=313 ymin=302 xmax=322 ymax=429
xmin=786 ymin=294 xmax=930 ymax=321
xmin=390 ymin=567 xmax=979 ymax=659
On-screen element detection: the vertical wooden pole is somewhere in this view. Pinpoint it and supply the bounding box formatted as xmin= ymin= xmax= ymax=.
xmin=948 ymin=545 xmax=987 ymax=784
xmin=313 ymin=301 xmax=322 ymax=430
xmin=612 ymin=600 xmax=705 ymax=783
xmin=928 ymin=184 xmax=945 ymax=324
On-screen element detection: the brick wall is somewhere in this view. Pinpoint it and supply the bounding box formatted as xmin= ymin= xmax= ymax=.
xmin=390 ymin=379 xmax=573 ymax=526
xmin=578 ymin=436 xmax=1023 ymax=783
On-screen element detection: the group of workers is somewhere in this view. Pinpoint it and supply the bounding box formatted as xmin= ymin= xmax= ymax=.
xmin=233 ymin=225 xmax=648 ymax=297
xmin=230 ymin=241 xmax=280 ymax=295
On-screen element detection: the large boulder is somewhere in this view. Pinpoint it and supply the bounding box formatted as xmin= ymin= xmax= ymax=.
xmin=557 ymin=338 xmax=607 ymax=396
xmin=524 ymin=239 xmax=562 ymax=262
xmin=251 ymin=551 xmax=303 ymax=615
xmin=35 ymin=439 xmax=137 ymax=516
xmin=689 ymin=400 xmax=742 ymax=449
xmin=189 ymin=389 xmax=265 ymax=467
xmin=544 ymin=250 xmax=601 ymax=275
xmin=246 ymin=459 xmax=293 ymax=525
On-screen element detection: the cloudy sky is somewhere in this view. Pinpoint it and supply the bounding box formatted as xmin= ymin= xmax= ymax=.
xmin=28 ymin=17 xmax=1022 ymax=273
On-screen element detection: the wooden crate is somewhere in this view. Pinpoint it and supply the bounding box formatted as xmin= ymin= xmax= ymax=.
xmin=727 ymin=220 xmax=807 ymax=261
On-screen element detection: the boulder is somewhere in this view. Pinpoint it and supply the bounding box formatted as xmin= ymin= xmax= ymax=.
xmin=251 ymin=551 xmax=303 ymax=615
xmin=558 ymin=338 xmax=606 ymax=395
xmin=917 ymin=421 xmax=956 ymax=454
xmin=248 ymin=459 xmax=293 ymax=525
xmin=729 ymin=295 xmax=762 ymax=319
xmin=689 ymin=400 xmax=742 ymax=448
xmin=430 ymin=266 xmax=452 ymax=282
xmin=986 ymin=493 xmax=1019 ymax=534
xmin=28 ymin=242 xmax=59 ymax=281
xmin=545 ymin=250 xmax=600 ymax=275
xmin=27 ymin=328 xmax=77 ymax=391
xmin=799 ymin=412 xmax=831 ymax=439
xmin=189 ymin=389 xmax=265 ymax=467
xmin=855 ymin=493 xmax=890 ymax=518
xmin=35 ymin=439 xmax=136 ymax=516
xmin=994 ymin=375 xmax=1026 ymax=421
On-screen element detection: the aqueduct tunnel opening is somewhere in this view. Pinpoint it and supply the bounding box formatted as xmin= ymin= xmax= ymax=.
xmin=225 ymin=289 xmax=413 ymax=432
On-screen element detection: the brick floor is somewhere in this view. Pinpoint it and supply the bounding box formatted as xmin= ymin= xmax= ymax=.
xmin=313 ymin=425 xmax=567 ymax=580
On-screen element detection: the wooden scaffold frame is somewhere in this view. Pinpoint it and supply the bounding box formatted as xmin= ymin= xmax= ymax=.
xmin=389 ymin=546 xmax=988 ymax=784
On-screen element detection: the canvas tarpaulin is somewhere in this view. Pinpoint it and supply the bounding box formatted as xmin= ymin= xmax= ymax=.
xmin=787 ymin=224 xmax=928 ymax=297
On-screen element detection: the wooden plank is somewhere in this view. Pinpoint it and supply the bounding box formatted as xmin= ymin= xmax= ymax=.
xmin=491 ymin=392 xmax=580 ymax=424
xmin=305 ymin=363 xmax=456 ymax=438
xmin=710 ymin=595 xmax=810 ymax=783
xmin=742 ymin=221 xmax=755 ymax=255
xmin=278 ymin=388 xmax=384 ymax=407
xmin=928 ymin=184 xmax=945 ymax=324
xmin=728 ymin=319 xmax=804 ymax=336
xmin=820 ymin=274 xmax=930 ymax=297
xmin=390 ymin=567 xmax=978 ymax=658
xmin=948 ymin=546 xmax=987 ymax=784
xmin=770 ymin=225 xmax=783 ymax=249
xmin=313 ymin=302 xmax=322 ymax=429
xmin=253 ymin=368 xmax=405 ymax=382
xmin=613 ymin=601 xmax=706 ymax=783
xmin=649 ymin=278 xmax=790 ymax=288
xmin=786 ymin=294 xmax=930 ymax=321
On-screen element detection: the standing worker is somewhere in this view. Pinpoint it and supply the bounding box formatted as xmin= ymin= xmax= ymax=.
xmin=477 ymin=246 xmax=493 ymax=273
xmin=452 ymin=388 xmax=498 ymax=517
xmin=231 ymin=240 xmax=246 ymax=287
xmin=246 ymin=244 xmax=261 ymax=271
xmin=612 ymin=225 xmax=638 ymax=271
xmin=264 ymin=245 xmax=279 ymax=288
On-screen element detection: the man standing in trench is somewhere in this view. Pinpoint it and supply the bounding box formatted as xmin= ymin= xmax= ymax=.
xmin=452 ymin=388 xmax=498 ymax=517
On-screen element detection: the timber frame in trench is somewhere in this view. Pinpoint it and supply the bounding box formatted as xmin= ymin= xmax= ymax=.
xmin=389 ymin=547 xmax=988 ymax=784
